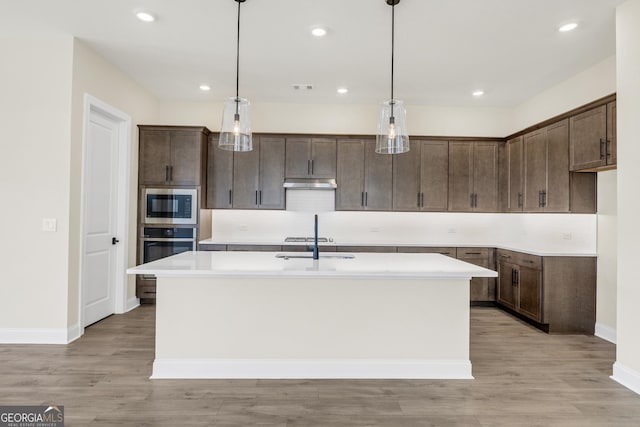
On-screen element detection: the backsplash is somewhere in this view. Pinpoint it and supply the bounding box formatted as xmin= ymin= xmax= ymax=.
xmin=207 ymin=210 xmax=596 ymax=254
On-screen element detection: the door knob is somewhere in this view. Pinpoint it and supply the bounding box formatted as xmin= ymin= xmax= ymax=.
xmin=112 ymin=237 xmax=120 ymax=245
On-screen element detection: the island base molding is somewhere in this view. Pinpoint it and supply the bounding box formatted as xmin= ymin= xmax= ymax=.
xmin=151 ymin=358 xmax=473 ymax=380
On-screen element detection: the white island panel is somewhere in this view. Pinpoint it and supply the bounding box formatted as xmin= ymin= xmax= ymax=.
xmin=153 ymin=275 xmax=471 ymax=379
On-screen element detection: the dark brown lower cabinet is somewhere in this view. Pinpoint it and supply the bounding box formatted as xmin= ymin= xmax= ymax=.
xmin=496 ymin=249 xmax=595 ymax=333
xmin=456 ymin=248 xmax=495 ymax=303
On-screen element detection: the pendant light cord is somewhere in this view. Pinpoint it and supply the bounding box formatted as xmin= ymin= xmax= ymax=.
xmin=390 ymin=1 xmax=395 ymax=119
xmin=235 ymin=0 xmax=241 ymax=115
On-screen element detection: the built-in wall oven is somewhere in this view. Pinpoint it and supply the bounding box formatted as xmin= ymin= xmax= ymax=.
xmin=139 ymin=227 xmax=196 ymax=282
xmin=143 ymin=188 xmax=197 ymax=225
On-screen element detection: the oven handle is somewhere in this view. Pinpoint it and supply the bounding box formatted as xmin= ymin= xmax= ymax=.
xmin=141 ymin=238 xmax=196 ymax=242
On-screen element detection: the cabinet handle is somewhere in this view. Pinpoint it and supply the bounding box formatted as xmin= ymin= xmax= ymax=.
xmin=465 ymin=252 xmax=482 ymax=255
xmin=511 ymin=268 xmax=515 ymax=285
xmin=259 ymin=190 xmax=262 ymax=205
xmin=361 ymin=192 xmax=365 ymax=207
xmin=308 ymin=160 xmax=311 ymax=175
xmin=600 ymin=138 xmax=606 ymax=160
xmin=606 ymin=139 xmax=611 ymax=158
xmin=500 ymin=254 xmax=511 ymax=259
xmin=165 ymin=165 xmax=170 ymax=181
xmin=228 ymin=189 xmax=232 ymax=205
xmin=517 ymin=192 xmax=522 ymax=208
xmin=365 ymin=192 xmax=368 ymax=207
xmin=170 ymin=165 xmax=173 ymax=181
xmin=541 ymin=191 xmax=547 ymax=208
xmin=421 ymin=192 xmax=424 ymax=207
xmin=311 ymin=159 xmax=314 ymax=175
xmin=515 ymin=270 xmax=519 ymax=285
xmin=255 ymin=190 xmax=258 ymax=206
xmin=538 ymin=191 xmax=543 ymax=208
xmin=417 ymin=192 xmax=421 ymax=208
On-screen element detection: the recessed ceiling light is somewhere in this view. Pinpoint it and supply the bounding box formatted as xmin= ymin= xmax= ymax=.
xmin=337 ymin=87 xmax=348 ymax=94
xmin=135 ymin=11 xmax=156 ymax=22
xmin=311 ymin=27 xmax=327 ymax=37
xmin=558 ymin=22 xmax=578 ymax=32
xmin=472 ymin=90 xmax=484 ymax=97
xmin=199 ymin=84 xmax=211 ymax=91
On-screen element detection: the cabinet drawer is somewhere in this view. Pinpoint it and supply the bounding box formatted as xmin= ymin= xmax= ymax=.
xmin=396 ymin=247 xmax=456 ymax=257
xmin=456 ymin=247 xmax=489 ymax=259
xmin=513 ymin=252 xmax=542 ymax=270
xmin=136 ymin=284 xmax=157 ymax=299
xmin=199 ymin=244 xmax=227 ymax=251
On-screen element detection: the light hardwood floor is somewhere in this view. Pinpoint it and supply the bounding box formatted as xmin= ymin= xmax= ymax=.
xmin=1 ymin=306 xmax=639 ymax=426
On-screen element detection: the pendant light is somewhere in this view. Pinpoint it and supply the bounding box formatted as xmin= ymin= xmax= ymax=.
xmin=376 ymin=0 xmax=409 ymax=154
xmin=219 ymin=0 xmax=252 ymax=151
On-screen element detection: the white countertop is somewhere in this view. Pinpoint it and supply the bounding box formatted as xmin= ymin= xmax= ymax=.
xmin=127 ymin=251 xmax=498 ymax=279
xmin=198 ymin=239 xmax=596 ymax=257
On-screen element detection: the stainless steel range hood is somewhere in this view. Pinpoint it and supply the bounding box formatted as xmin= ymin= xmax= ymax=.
xmin=283 ymin=178 xmax=337 ymax=190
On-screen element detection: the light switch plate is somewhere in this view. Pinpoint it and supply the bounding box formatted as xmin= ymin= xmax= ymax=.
xmin=42 ymin=218 xmax=57 ymax=232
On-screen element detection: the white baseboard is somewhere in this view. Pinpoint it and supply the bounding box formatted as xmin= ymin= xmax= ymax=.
xmin=66 ymin=323 xmax=81 ymax=343
xmin=126 ymin=297 xmax=140 ymax=312
xmin=0 ymin=328 xmax=69 ymax=344
xmin=151 ymin=358 xmax=473 ymax=380
xmin=612 ymin=362 xmax=640 ymax=395
xmin=595 ymin=322 xmax=617 ymax=344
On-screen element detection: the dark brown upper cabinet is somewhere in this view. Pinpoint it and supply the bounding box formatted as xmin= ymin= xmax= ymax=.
xmin=448 ymin=141 xmax=498 ymax=212
xmin=232 ymin=136 xmax=285 ymax=210
xmin=506 ymin=136 xmax=524 ymax=212
xmin=336 ymin=139 xmax=392 ymax=211
xmin=205 ymin=134 xmax=234 ymax=209
xmin=285 ymin=137 xmax=336 ymax=179
xmin=569 ymin=101 xmax=616 ymax=171
xmin=523 ymin=120 xmax=570 ymax=212
xmin=393 ymin=140 xmax=448 ymax=211
xmin=138 ymin=126 xmax=208 ymax=187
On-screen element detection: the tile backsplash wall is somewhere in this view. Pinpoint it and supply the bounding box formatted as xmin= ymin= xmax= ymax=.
xmin=208 ymin=209 xmax=597 ymax=254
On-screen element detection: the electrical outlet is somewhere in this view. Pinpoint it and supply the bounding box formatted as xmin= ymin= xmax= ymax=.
xmin=562 ymin=232 xmax=572 ymax=240
xmin=42 ymin=218 xmax=57 ymax=232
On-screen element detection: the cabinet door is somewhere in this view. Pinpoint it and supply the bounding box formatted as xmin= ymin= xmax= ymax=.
xmin=569 ymin=105 xmax=607 ymax=171
xmin=448 ymin=141 xmax=473 ymax=212
xmin=285 ymin=138 xmax=311 ymax=178
xmin=517 ymin=265 xmax=542 ymax=322
xmin=497 ymin=261 xmax=517 ymax=310
xmin=607 ymin=101 xmax=617 ymax=166
xmin=364 ymin=139 xmax=393 ymax=210
xmin=507 ymin=136 xmax=523 ymax=212
xmin=473 ymin=142 xmax=498 ymax=212
xmin=258 ymin=136 xmax=285 ymax=209
xmin=523 ymin=129 xmax=546 ymax=213
xmin=420 ymin=140 xmax=449 ymax=211
xmin=310 ymin=138 xmax=337 ymax=178
xmin=336 ymin=140 xmax=365 ymax=210
xmin=139 ymin=130 xmax=171 ymax=185
xmin=169 ymin=131 xmax=201 ymax=185
xmin=545 ymin=120 xmax=570 ymax=212
xmin=206 ymin=135 xmax=234 ymax=209
xmin=232 ymin=141 xmax=260 ymax=209
xmin=392 ymin=143 xmax=421 ymax=211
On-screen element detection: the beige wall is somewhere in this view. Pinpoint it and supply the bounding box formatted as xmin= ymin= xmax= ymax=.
xmin=511 ymin=56 xmax=616 ymax=133
xmin=157 ymin=101 xmax=513 ymax=138
xmin=0 ymin=37 xmax=74 ymax=329
xmin=69 ymin=39 xmax=158 ymax=327
xmin=615 ymin=0 xmax=640 ymax=385
xmin=597 ymin=170 xmax=618 ymax=338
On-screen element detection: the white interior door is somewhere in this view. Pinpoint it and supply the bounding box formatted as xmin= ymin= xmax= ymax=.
xmin=82 ymin=110 xmax=120 ymax=327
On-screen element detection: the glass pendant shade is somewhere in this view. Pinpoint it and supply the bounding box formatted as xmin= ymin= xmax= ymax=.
xmin=376 ymin=99 xmax=409 ymax=154
xmin=219 ymin=96 xmax=252 ymax=151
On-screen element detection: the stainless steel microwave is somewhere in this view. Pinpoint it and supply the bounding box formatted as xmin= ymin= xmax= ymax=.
xmin=143 ymin=188 xmax=197 ymax=225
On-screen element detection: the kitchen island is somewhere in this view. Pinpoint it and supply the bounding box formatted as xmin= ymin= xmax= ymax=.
xmin=127 ymin=251 xmax=497 ymax=379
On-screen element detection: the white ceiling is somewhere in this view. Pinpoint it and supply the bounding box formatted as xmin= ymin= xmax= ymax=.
xmin=0 ymin=0 xmax=623 ymax=107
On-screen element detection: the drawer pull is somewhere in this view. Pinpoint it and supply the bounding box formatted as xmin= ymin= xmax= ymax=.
xmin=500 ymin=254 xmax=511 ymax=259
xmin=465 ymin=252 xmax=482 ymax=255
